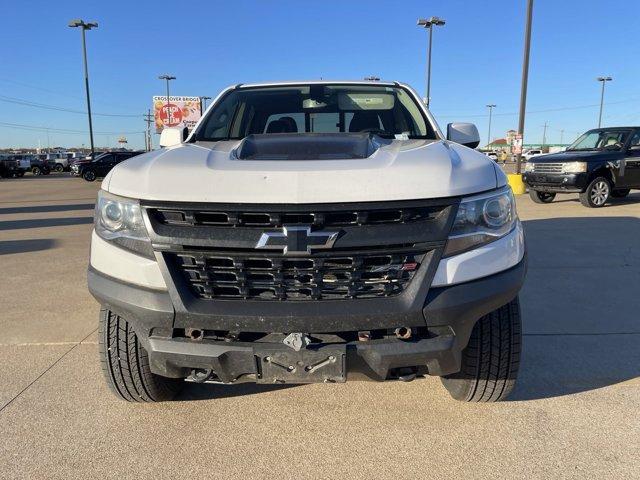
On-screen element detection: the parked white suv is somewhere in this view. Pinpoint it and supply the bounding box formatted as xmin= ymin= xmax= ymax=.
xmin=89 ymin=81 xmax=526 ymax=403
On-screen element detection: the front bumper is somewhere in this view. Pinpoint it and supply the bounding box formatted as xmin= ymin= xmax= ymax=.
xmin=522 ymin=172 xmax=589 ymax=192
xmin=88 ymin=255 xmax=526 ymax=382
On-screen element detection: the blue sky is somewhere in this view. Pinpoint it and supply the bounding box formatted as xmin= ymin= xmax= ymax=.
xmin=2 ymin=0 xmax=639 ymax=150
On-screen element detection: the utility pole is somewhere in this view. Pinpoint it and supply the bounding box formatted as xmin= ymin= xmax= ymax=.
xmin=68 ymin=19 xmax=98 ymax=159
xmin=144 ymin=109 xmax=154 ymax=151
xmin=516 ymin=0 xmax=534 ymax=174
xmin=158 ymin=74 xmax=176 ymax=128
xmin=542 ymin=121 xmax=548 ymax=147
xmin=597 ymin=76 xmax=612 ymax=128
xmin=486 ymin=104 xmax=496 ymax=148
xmin=417 ymin=16 xmax=446 ymax=107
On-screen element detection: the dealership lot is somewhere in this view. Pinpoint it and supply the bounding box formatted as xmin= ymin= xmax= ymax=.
xmin=0 ymin=175 xmax=639 ymax=479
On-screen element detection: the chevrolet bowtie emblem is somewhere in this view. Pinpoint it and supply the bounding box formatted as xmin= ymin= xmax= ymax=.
xmin=256 ymin=226 xmax=339 ymax=255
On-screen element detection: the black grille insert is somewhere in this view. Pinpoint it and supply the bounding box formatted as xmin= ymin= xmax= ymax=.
xmin=169 ymin=250 xmax=429 ymax=301
xmin=151 ymin=205 xmax=444 ymax=229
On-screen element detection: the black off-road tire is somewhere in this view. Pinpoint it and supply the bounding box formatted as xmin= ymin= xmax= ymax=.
xmin=579 ymin=176 xmax=610 ymax=208
xmin=99 ymin=309 xmax=183 ymax=402
xmin=441 ymin=297 xmax=521 ymax=402
xmin=83 ymin=170 xmax=97 ymax=182
xmin=528 ymin=189 xmax=556 ymax=204
xmin=31 ymin=166 xmax=42 ymax=175
xmin=611 ymin=189 xmax=630 ymax=198
xmin=54 ymin=163 xmax=65 ymax=173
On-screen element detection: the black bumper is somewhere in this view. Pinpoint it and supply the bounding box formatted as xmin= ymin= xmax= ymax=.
xmin=522 ymin=172 xmax=589 ymax=192
xmin=88 ymin=256 xmax=526 ymax=382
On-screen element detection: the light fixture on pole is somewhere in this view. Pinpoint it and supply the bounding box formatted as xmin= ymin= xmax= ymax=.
xmin=68 ymin=18 xmax=98 ymax=159
xmin=486 ymin=104 xmax=496 ymax=148
xmin=417 ymin=16 xmax=446 ymax=107
xmin=158 ymin=74 xmax=176 ymax=128
xmin=596 ymin=76 xmax=612 ymax=128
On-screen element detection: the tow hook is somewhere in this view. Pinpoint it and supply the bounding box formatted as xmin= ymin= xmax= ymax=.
xmin=283 ymin=332 xmax=310 ymax=352
xmin=189 ymin=368 xmax=214 ymax=383
xmin=394 ymin=327 xmax=412 ymax=340
xmin=397 ymin=368 xmax=417 ymax=382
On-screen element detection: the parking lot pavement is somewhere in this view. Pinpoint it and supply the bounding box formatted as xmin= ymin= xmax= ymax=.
xmin=1 ymin=176 xmax=639 ymax=479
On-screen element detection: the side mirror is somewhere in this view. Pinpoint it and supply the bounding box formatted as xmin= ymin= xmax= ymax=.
xmin=159 ymin=127 xmax=188 ymax=147
xmin=447 ymin=122 xmax=480 ymax=149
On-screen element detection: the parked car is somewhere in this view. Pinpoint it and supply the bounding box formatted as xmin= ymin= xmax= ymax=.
xmin=485 ymin=151 xmax=499 ymax=161
xmin=89 ymin=80 xmax=526 ymax=403
xmin=70 ymin=151 xmax=105 ymax=176
xmin=0 ymin=154 xmax=29 ymax=178
xmin=75 ymin=151 xmax=144 ymax=181
xmin=24 ymin=155 xmax=52 ymax=175
xmin=51 ymin=155 xmax=71 ymax=173
xmin=522 ymin=149 xmax=543 ymax=161
xmin=523 ymin=127 xmax=640 ymax=207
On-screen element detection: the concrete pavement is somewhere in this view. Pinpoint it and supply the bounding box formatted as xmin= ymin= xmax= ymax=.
xmin=0 ymin=175 xmax=639 ymax=479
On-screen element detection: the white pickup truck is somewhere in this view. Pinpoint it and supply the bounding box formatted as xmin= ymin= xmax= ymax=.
xmin=89 ymin=80 xmax=526 ymax=403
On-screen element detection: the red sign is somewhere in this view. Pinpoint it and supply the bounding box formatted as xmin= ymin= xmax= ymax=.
xmin=158 ymin=103 xmax=183 ymax=128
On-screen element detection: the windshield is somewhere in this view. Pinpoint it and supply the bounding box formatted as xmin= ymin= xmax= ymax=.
xmin=567 ymin=129 xmax=632 ymax=151
xmin=193 ymin=84 xmax=436 ymax=141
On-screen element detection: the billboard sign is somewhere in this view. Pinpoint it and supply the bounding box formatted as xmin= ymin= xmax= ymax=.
xmin=153 ymin=96 xmax=201 ymax=133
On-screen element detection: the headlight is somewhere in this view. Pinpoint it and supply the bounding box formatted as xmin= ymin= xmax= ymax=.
xmin=95 ymin=190 xmax=154 ymax=259
xmin=524 ymin=162 xmax=534 ymax=172
xmin=444 ymin=187 xmax=518 ymax=257
xmin=561 ymin=161 xmax=587 ymax=173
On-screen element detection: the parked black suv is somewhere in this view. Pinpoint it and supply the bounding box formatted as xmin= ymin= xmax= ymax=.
xmin=0 ymin=155 xmax=28 ymax=178
xmin=75 ymin=151 xmax=144 ymax=182
xmin=523 ymin=127 xmax=640 ymax=207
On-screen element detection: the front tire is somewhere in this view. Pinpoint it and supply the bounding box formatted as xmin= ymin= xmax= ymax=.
xmin=83 ymin=170 xmax=97 ymax=182
xmin=441 ymin=297 xmax=521 ymax=402
xmin=54 ymin=163 xmax=65 ymax=173
xmin=99 ymin=309 xmax=183 ymax=402
xmin=529 ymin=189 xmax=556 ymax=204
xmin=579 ymin=177 xmax=610 ymax=208
xmin=31 ymin=166 xmax=42 ymax=175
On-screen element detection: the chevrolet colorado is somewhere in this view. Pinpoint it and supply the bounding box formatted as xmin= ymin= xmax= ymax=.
xmin=89 ymin=80 xmax=526 ymax=402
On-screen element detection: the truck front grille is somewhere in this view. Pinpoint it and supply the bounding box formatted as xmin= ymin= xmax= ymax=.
xmin=149 ymin=205 xmax=442 ymax=228
xmin=530 ymin=162 xmax=563 ymax=173
xmin=168 ymin=249 xmax=430 ymax=301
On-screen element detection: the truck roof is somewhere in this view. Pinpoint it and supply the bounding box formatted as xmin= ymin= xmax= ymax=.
xmin=236 ymin=79 xmax=400 ymax=89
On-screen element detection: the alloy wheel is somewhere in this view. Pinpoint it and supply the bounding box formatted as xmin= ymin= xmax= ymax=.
xmin=590 ymin=180 xmax=609 ymax=206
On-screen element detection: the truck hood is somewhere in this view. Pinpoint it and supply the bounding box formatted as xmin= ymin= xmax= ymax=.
xmin=533 ymin=150 xmax=624 ymax=163
xmin=104 ymin=139 xmax=503 ymax=203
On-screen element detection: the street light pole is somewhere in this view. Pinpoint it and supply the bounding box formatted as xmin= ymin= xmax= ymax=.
xmin=515 ymin=0 xmax=534 ymax=174
xmin=68 ymin=19 xmax=98 ymax=158
xmin=158 ymin=74 xmax=176 ymax=128
xmin=417 ymin=16 xmax=446 ymax=107
xmin=486 ymin=104 xmax=496 ymax=148
xmin=596 ymin=76 xmax=612 ymax=128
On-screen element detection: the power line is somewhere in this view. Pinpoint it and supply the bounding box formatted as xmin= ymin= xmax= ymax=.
xmin=0 ymin=121 xmax=144 ymax=136
xmin=436 ymin=97 xmax=640 ymax=118
xmin=0 ymin=77 xmax=136 ymax=111
xmin=0 ymin=95 xmax=141 ymax=117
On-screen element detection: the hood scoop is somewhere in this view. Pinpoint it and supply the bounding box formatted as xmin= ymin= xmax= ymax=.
xmin=235 ymin=133 xmax=383 ymax=161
